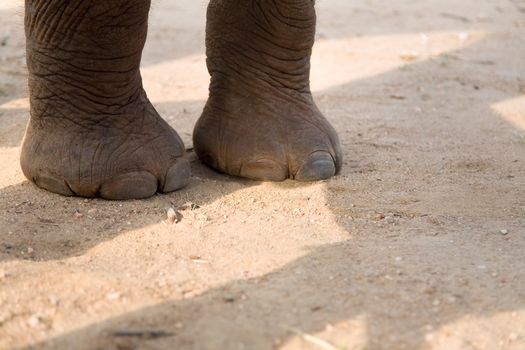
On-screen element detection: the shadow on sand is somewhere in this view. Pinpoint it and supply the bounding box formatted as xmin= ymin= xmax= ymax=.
xmin=0 ymin=2 xmax=524 ymax=349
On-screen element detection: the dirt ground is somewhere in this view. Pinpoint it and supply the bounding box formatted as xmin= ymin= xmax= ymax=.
xmin=1 ymin=0 xmax=524 ymax=349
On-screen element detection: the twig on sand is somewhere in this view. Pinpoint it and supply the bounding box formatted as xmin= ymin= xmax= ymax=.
xmin=112 ymin=330 xmax=175 ymax=339
xmin=440 ymin=12 xmax=471 ymax=23
xmin=24 ymin=221 xmax=60 ymax=227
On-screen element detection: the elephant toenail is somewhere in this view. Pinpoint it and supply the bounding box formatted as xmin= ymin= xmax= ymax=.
xmin=163 ymin=159 xmax=191 ymax=193
xmin=295 ymin=151 xmax=336 ymax=181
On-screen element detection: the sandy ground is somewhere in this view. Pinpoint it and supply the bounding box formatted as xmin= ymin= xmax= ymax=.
xmin=1 ymin=0 xmax=525 ymax=349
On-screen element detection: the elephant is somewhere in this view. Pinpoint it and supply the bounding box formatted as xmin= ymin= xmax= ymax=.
xmin=20 ymin=0 xmax=343 ymax=200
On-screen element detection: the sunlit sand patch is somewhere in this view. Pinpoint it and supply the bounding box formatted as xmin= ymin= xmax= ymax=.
xmin=0 ymin=148 xmax=24 ymax=190
xmin=0 ymin=97 xmax=26 ymax=189
xmin=141 ymin=31 xmax=487 ymax=104
xmin=0 ymin=2 xmax=21 ymax=11
xmin=425 ymin=311 xmax=525 ymax=349
xmin=310 ymin=31 xmax=487 ymax=92
xmin=142 ymin=54 xmax=209 ymax=104
xmin=491 ymin=95 xmax=525 ymax=131
xmin=279 ymin=317 xmax=369 ymax=350
xmin=0 ymin=97 xmax=28 ymax=111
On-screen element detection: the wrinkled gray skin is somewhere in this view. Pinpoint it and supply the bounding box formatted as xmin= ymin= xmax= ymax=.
xmin=21 ymin=0 xmax=342 ymax=200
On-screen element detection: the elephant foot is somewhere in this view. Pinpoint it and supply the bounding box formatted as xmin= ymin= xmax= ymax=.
xmin=193 ymin=0 xmax=342 ymax=181
xmin=194 ymin=91 xmax=342 ymax=182
xmin=21 ymin=96 xmax=190 ymax=200
xmin=22 ymin=0 xmax=189 ymax=199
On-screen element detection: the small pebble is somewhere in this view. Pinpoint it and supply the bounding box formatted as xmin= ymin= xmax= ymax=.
xmin=400 ymin=53 xmax=418 ymax=61
xmin=422 ymin=286 xmax=436 ymax=294
xmin=48 ymin=294 xmax=60 ymax=306
xmin=28 ymin=314 xmax=42 ymax=329
xmin=165 ymin=207 xmax=178 ymax=224
xmin=500 ymin=229 xmax=509 ymax=235
xmin=458 ymin=31 xmax=470 ymax=41
xmin=106 ymin=292 xmax=121 ymax=301
xmin=223 ymin=294 xmax=235 ymax=303
xmin=190 ymin=256 xmax=209 ymax=264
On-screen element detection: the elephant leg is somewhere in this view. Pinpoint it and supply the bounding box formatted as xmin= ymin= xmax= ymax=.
xmin=193 ymin=0 xmax=343 ymax=181
xmin=20 ymin=0 xmax=190 ymax=199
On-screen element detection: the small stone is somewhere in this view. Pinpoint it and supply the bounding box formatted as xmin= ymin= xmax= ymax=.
xmin=400 ymin=53 xmax=418 ymax=61
xmin=395 ymin=256 xmax=403 ymax=262
xmin=458 ymin=31 xmax=470 ymax=41
xmin=500 ymin=229 xmax=509 ymax=235
xmin=164 ymin=207 xmax=178 ymax=224
xmin=106 ymin=292 xmax=121 ymax=301
xmin=223 ymin=294 xmax=235 ymax=303
xmin=422 ymin=286 xmax=436 ymax=294
xmin=48 ymin=294 xmax=60 ymax=306
xmin=191 ymin=258 xmax=209 ymax=264
xmin=190 ymin=203 xmax=201 ymax=211
xmin=27 ymin=247 xmax=34 ymax=254
xmin=157 ymin=280 xmax=168 ymax=288
xmin=370 ymin=212 xmax=385 ymax=220
xmin=28 ymin=314 xmax=42 ymax=329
